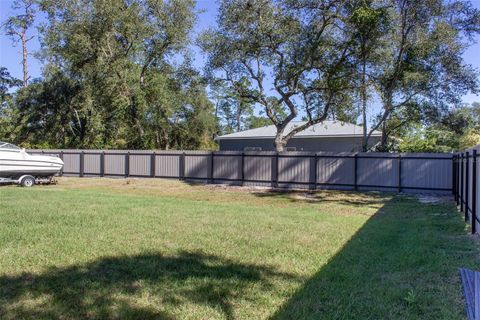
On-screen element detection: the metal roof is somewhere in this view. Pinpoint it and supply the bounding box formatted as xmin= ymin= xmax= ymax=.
xmin=215 ymin=121 xmax=382 ymax=140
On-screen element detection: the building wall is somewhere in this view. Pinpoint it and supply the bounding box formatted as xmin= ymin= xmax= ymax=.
xmin=218 ymin=136 xmax=381 ymax=152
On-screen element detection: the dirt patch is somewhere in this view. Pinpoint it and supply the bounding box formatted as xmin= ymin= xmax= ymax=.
xmin=416 ymin=194 xmax=453 ymax=204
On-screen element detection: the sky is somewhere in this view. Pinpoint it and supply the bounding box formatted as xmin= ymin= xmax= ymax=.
xmin=1 ymin=0 xmax=480 ymax=105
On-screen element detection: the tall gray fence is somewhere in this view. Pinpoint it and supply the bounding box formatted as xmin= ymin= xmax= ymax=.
xmin=454 ymin=144 xmax=480 ymax=234
xmin=29 ymin=149 xmax=453 ymax=193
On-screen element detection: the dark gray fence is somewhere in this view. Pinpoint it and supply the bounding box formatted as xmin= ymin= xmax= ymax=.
xmin=454 ymin=144 xmax=480 ymax=234
xmin=29 ymin=149 xmax=453 ymax=193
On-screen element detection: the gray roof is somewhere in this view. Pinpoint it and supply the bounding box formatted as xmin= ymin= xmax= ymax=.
xmin=216 ymin=121 xmax=381 ymax=140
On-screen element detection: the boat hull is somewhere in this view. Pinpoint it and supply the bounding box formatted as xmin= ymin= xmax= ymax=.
xmin=0 ymin=155 xmax=64 ymax=179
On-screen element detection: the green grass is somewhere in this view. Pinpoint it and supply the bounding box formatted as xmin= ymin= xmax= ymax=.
xmin=0 ymin=177 xmax=478 ymax=319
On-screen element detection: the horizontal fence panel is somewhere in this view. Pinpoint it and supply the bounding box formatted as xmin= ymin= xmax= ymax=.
xmin=105 ymin=154 xmax=125 ymax=175
xmin=84 ymin=154 xmax=100 ymax=175
xmin=185 ymin=154 xmax=210 ymax=179
xmin=155 ymin=154 xmax=180 ymax=178
xmin=244 ymin=153 xmax=273 ymax=182
xmin=357 ymin=157 xmax=398 ymax=188
xmin=402 ymin=158 xmax=452 ymax=190
xmin=63 ymin=153 xmax=80 ymax=174
xmin=278 ymin=155 xmax=310 ymax=183
xmin=213 ymin=154 xmax=241 ymax=180
xmin=317 ymin=157 xmax=355 ymax=186
xmin=130 ymin=154 xmax=151 ymax=177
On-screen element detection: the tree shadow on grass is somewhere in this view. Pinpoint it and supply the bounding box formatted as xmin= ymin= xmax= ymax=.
xmin=0 ymin=251 xmax=298 ymax=320
xmin=272 ymin=197 xmax=478 ymax=319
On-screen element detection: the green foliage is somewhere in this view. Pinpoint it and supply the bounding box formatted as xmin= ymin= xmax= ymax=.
xmin=349 ymin=0 xmax=480 ymax=149
xmin=246 ymin=115 xmax=271 ymax=130
xmin=459 ymin=129 xmax=480 ymax=150
xmin=5 ymin=0 xmax=216 ymax=150
xmin=2 ymin=0 xmax=479 ymax=151
xmin=398 ymin=127 xmax=453 ymax=153
xmin=394 ymin=103 xmax=480 ymax=152
xmin=211 ymin=77 xmax=256 ymax=135
xmin=0 ymin=68 xmax=21 ymax=141
xmin=201 ymin=0 xmax=356 ymax=151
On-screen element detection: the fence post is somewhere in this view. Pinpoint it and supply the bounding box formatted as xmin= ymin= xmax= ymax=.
xmin=452 ymin=155 xmax=456 ymax=196
xmin=79 ymin=151 xmax=84 ymax=177
xmin=59 ymin=151 xmax=64 ymax=176
xmin=398 ymin=154 xmax=402 ymax=193
xmin=180 ymin=152 xmax=186 ymax=180
xmin=461 ymin=153 xmax=464 ymax=212
xmin=241 ymin=152 xmax=245 ymax=186
xmin=275 ymin=152 xmax=279 ymax=188
xmin=354 ymin=154 xmax=358 ymax=191
xmin=210 ymin=152 xmax=215 ymax=184
xmin=466 ymin=151 xmax=470 ymax=222
xmin=472 ymin=150 xmax=477 ymax=234
xmin=150 ymin=152 xmax=156 ymax=178
xmin=457 ymin=155 xmax=461 ymax=206
xmin=125 ymin=152 xmax=130 ymax=177
xmin=100 ymin=151 xmax=105 ymax=177
xmin=271 ymin=152 xmax=279 ymax=188
xmin=313 ymin=153 xmax=318 ymax=190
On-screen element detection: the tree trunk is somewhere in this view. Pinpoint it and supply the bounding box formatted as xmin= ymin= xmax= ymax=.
xmin=380 ymin=121 xmax=388 ymax=151
xmin=236 ymin=104 xmax=241 ymax=132
xmin=274 ymin=134 xmax=287 ymax=152
xmin=21 ymin=31 xmax=28 ymax=87
xmin=361 ymin=59 xmax=368 ymax=152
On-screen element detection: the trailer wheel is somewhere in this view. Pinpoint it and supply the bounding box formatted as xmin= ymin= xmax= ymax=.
xmin=20 ymin=176 xmax=35 ymax=187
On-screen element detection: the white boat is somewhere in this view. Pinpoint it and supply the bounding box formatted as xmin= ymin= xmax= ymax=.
xmin=0 ymin=141 xmax=64 ymax=179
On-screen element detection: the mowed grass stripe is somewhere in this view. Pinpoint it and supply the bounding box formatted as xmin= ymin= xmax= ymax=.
xmin=0 ymin=178 xmax=478 ymax=319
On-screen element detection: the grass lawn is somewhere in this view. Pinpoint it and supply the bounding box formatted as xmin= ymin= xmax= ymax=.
xmin=0 ymin=178 xmax=478 ymax=319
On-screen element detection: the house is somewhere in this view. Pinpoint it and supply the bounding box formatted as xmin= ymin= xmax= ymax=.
xmin=215 ymin=120 xmax=382 ymax=152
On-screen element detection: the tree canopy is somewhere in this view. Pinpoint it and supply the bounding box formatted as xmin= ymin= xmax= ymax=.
xmin=1 ymin=0 xmax=480 ymax=151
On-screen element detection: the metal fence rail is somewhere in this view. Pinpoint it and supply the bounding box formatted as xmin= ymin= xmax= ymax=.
xmin=454 ymin=144 xmax=480 ymax=234
xmin=29 ymin=149 xmax=453 ymax=193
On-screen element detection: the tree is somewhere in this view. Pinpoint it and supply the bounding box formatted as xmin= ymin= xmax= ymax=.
xmin=3 ymin=0 xmax=37 ymax=87
xmin=211 ymin=78 xmax=255 ymax=134
xmin=347 ymin=1 xmax=390 ymax=151
xmin=13 ymin=70 xmax=82 ymax=147
xmin=201 ymin=0 xmax=355 ymax=152
xmin=364 ymin=0 xmax=480 ymax=150
xmin=13 ymin=0 xmax=216 ymax=149
xmin=394 ymin=102 xmax=480 ymax=152
xmin=0 ymin=67 xmax=22 ymax=141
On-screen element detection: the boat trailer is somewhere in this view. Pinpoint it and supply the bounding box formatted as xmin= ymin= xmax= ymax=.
xmin=0 ymin=175 xmax=57 ymax=187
